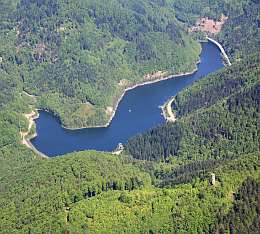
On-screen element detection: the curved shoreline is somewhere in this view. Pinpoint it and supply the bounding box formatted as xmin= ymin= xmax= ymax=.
xmin=20 ymin=110 xmax=49 ymax=158
xmin=22 ymin=61 xmax=200 ymax=155
xmin=24 ymin=137 xmax=49 ymax=159
xmin=23 ymin=63 xmax=200 ymax=156
xmin=20 ymin=40 xmax=227 ymax=155
xmin=161 ymin=96 xmax=176 ymax=123
xmin=162 ymin=37 xmax=231 ymax=124
xmin=206 ymin=37 xmax=231 ymax=66
xmin=62 ymin=65 xmax=200 ymax=130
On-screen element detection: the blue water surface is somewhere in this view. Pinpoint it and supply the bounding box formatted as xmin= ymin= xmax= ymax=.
xmin=31 ymin=42 xmax=224 ymax=156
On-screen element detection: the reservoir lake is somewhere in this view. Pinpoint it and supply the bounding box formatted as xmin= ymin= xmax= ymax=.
xmin=31 ymin=42 xmax=224 ymax=157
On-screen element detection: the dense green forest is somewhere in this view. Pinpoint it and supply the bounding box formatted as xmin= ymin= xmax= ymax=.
xmin=1 ymin=58 xmax=259 ymax=233
xmin=167 ymin=0 xmax=259 ymax=61
xmin=126 ymin=54 xmax=260 ymax=161
xmin=218 ymin=0 xmax=260 ymax=60
xmin=0 ymin=0 xmax=260 ymax=233
xmin=1 ymin=0 xmax=202 ymax=128
xmin=1 ymin=146 xmax=259 ymax=232
xmin=209 ymin=176 xmax=260 ymax=233
xmin=1 ymin=0 xmax=257 ymax=127
xmin=168 ymin=0 xmax=250 ymax=24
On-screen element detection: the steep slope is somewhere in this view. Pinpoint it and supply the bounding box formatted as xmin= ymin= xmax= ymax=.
xmin=209 ymin=176 xmax=260 ymax=233
xmin=1 ymin=51 xmax=259 ymax=234
xmin=218 ymin=0 xmax=260 ymax=60
xmin=169 ymin=0 xmax=259 ymax=61
xmin=0 ymin=150 xmax=151 ymax=233
xmin=0 ymin=1 xmax=260 ymax=233
xmin=1 ymin=151 xmax=258 ymax=233
xmin=66 ymin=153 xmax=259 ymax=234
xmin=1 ymin=0 xmax=201 ymax=128
xmin=169 ymin=0 xmax=250 ymax=24
xmin=125 ymin=54 xmax=260 ymax=161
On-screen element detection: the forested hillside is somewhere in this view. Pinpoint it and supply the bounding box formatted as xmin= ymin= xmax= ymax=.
xmin=1 ymin=0 xmax=201 ymax=128
xmin=168 ymin=0 xmax=259 ymax=61
xmin=1 ymin=146 xmax=259 ymax=232
xmin=0 ymin=0 xmax=260 ymax=233
xmin=66 ymin=153 xmax=260 ymax=233
xmin=0 ymin=149 xmax=152 ymax=232
xmin=126 ymin=54 xmax=260 ymax=161
xmin=169 ymin=0 xmax=250 ymax=24
xmin=218 ymin=0 xmax=260 ymax=60
xmin=209 ymin=176 xmax=260 ymax=233
xmin=1 ymin=0 xmax=257 ymax=128
xmin=1 ymin=54 xmax=259 ymax=234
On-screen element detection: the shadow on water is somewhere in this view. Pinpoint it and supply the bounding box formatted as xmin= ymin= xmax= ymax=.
xmin=31 ymin=42 xmax=224 ymax=156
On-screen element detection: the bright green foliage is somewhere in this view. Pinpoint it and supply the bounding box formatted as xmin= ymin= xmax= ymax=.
xmin=0 ymin=150 xmax=151 ymax=233
xmin=65 ymin=153 xmax=260 ymax=233
xmin=1 ymin=145 xmax=259 ymax=233
xmin=1 ymin=0 xmax=257 ymax=128
xmin=209 ymin=176 xmax=260 ymax=233
xmin=1 ymin=0 xmax=201 ymax=128
xmin=168 ymin=0 xmax=259 ymax=62
xmin=0 ymin=1 xmax=260 ymax=233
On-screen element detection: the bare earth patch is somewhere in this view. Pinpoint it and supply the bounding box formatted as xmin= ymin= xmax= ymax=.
xmin=161 ymin=97 xmax=176 ymax=123
xmin=105 ymin=106 xmax=114 ymax=116
xmin=190 ymin=15 xmax=228 ymax=35
xmin=144 ymin=71 xmax=168 ymax=81
xmin=20 ymin=110 xmax=39 ymax=147
xmin=118 ymin=79 xmax=129 ymax=87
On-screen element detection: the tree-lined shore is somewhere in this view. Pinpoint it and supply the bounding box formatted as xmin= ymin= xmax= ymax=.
xmin=0 ymin=0 xmax=259 ymax=233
